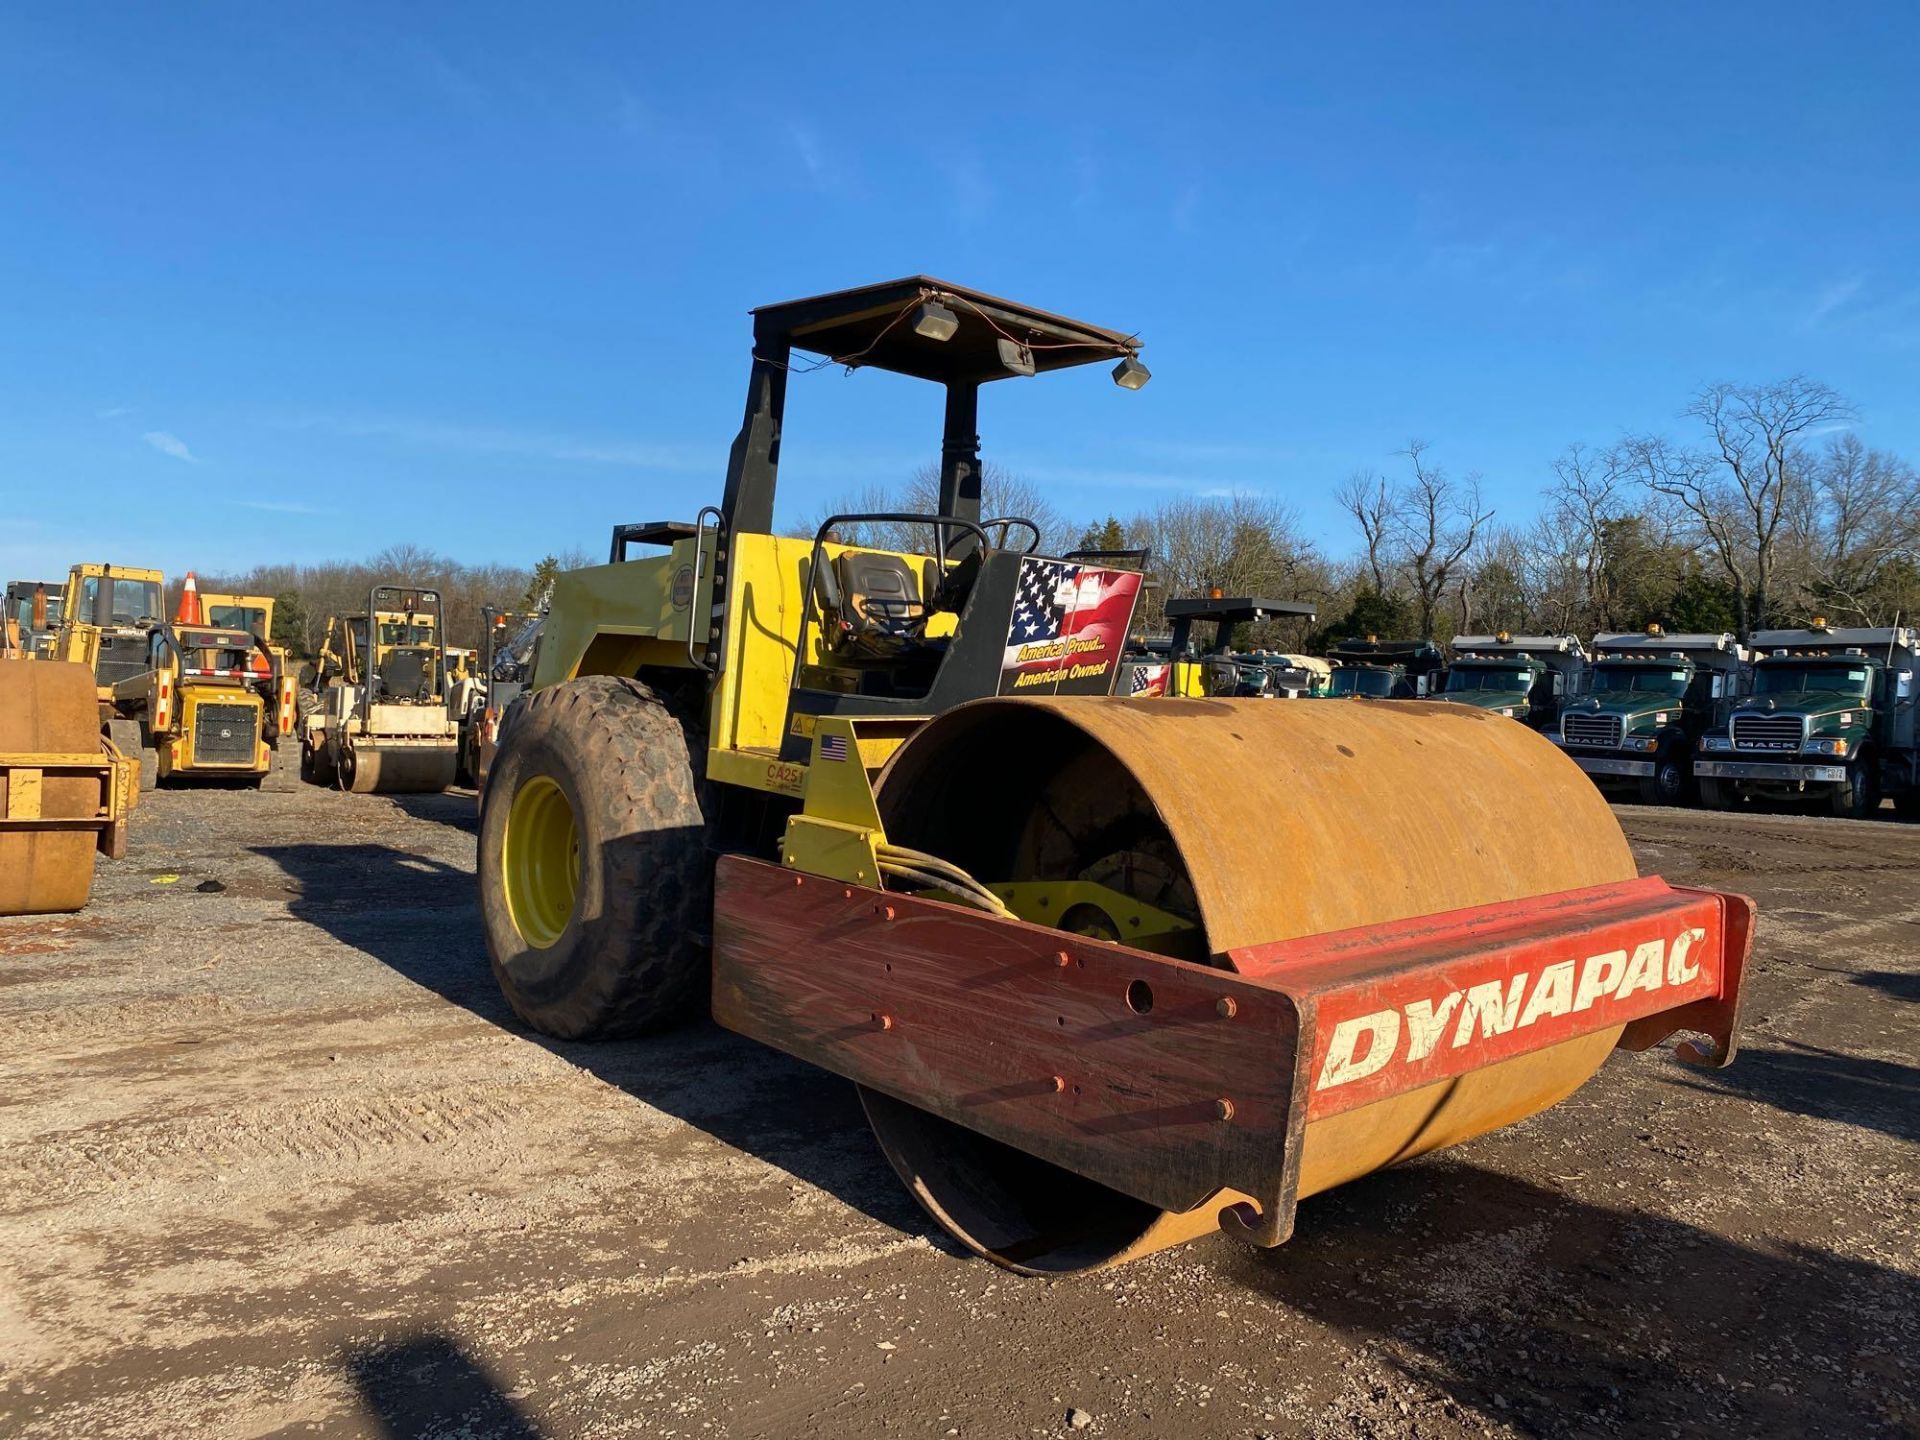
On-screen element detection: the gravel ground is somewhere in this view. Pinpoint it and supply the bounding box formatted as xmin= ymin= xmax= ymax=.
xmin=0 ymin=786 xmax=1915 ymax=1438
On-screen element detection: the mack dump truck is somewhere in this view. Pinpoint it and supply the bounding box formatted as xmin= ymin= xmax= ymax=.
xmin=473 ymin=276 xmax=1754 ymax=1275
xmin=1440 ymin=634 xmax=1587 ymax=730
xmin=1695 ymin=622 xmax=1919 ymax=817
xmin=1554 ymin=629 xmax=1746 ymax=806
xmin=1322 ymin=637 xmax=1447 ymax=697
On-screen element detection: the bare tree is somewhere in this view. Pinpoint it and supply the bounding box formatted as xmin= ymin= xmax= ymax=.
xmin=1336 ymin=470 xmax=1395 ymax=593
xmin=1636 ymin=379 xmax=1854 ymax=633
xmin=1392 ymin=441 xmax=1493 ymax=640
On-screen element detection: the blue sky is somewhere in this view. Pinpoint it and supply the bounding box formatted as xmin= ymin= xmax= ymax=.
xmin=3 ymin=2 xmax=1916 ymax=581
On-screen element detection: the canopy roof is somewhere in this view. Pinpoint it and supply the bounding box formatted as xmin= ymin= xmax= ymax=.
xmin=752 ymin=276 xmax=1140 ymax=384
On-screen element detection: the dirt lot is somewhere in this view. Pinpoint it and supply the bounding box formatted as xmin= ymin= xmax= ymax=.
xmin=1 ymin=786 xmax=1915 ymax=1439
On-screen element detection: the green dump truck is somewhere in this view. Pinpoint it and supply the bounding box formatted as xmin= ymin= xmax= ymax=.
xmin=1322 ymin=638 xmax=1447 ymax=698
xmin=1554 ymin=629 xmax=1746 ymax=805
xmin=1695 ymin=622 xmax=1919 ymax=818
xmin=1440 ymin=633 xmax=1587 ymax=730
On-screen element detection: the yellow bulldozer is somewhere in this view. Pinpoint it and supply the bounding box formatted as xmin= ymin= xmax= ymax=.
xmin=475 ymin=277 xmax=1756 ymax=1274
xmin=300 ymin=588 xmax=459 ymax=792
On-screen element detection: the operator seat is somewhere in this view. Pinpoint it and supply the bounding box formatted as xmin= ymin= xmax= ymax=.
xmin=820 ymin=551 xmax=942 ymax=663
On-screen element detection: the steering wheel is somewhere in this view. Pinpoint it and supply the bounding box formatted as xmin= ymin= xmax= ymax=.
xmin=980 ymin=516 xmax=1043 ymax=554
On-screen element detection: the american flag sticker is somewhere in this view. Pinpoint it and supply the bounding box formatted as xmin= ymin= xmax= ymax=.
xmin=998 ymin=559 xmax=1144 ymax=697
xmin=819 ymin=733 xmax=850 ymax=763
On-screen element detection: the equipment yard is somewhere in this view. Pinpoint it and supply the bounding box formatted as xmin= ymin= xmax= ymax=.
xmin=1 ymin=789 xmax=1914 ymax=1440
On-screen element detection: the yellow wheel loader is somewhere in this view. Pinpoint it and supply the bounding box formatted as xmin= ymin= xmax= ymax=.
xmin=300 ymin=588 xmax=459 ymax=793
xmin=476 ymin=277 xmax=1756 ymax=1274
xmin=49 ymin=563 xmax=166 ymax=702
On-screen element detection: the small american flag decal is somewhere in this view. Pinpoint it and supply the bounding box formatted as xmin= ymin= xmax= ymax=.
xmin=819 ymin=733 xmax=850 ymax=763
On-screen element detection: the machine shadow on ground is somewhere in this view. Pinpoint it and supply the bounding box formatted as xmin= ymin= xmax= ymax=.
xmin=1217 ymin=1163 xmax=1918 ymax=1436
xmin=253 ymin=841 xmax=937 ymax=1244
xmin=343 ymin=1333 xmax=545 ymax=1440
xmin=1854 ymin=968 xmax=1920 ymax=1002
xmin=1674 ymin=1039 xmax=1920 ymax=1144
xmin=381 ymin=789 xmax=481 ymax=834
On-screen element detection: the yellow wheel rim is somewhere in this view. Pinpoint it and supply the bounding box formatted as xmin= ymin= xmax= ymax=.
xmin=504 ymin=775 xmax=580 ymax=949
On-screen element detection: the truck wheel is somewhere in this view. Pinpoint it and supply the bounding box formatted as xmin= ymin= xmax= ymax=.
xmin=479 ymin=675 xmax=711 ymax=1039
xmin=1829 ymin=760 xmax=1879 ymax=819
xmin=1698 ymin=777 xmax=1735 ymax=811
xmin=1895 ymin=793 xmax=1920 ymax=820
xmin=1639 ymin=751 xmax=1689 ymax=807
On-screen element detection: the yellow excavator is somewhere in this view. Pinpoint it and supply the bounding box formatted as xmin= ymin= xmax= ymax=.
xmin=474 ymin=277 xmax=1758 ymax=1274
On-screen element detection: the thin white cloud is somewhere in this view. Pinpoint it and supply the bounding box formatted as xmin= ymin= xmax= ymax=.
xmin=1806 ymin=277 xmax=1864 ymax=328
xmin=143 ymin=431 xmax=196 ymax=462
xmin=786 ymin=122 xmax=831 ymax=189
xmin=238 ymin=499 xmax=319 ymax=515
xmin=96 ymin=405 xmax=133 ymax=421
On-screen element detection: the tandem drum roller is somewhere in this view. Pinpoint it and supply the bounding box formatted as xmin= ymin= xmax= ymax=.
xmin=712 ymin=697 xmax=1753 ymax=1274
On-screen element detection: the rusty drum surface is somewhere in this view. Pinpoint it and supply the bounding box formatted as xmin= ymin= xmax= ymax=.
xmin=863 ymin=695 xmax=1637 ymax=1272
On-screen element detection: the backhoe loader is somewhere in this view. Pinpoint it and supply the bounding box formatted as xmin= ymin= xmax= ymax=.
xmin=476 ymin=277 xmax=1756 ymax=1274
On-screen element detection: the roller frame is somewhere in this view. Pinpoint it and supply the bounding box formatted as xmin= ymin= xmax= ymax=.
xmin=711 ymin=856 xmax=1753 ymax=1250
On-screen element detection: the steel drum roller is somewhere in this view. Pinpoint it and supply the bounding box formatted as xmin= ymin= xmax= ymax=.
xmin=863 ymin=696 xmax=1638 ymax=1272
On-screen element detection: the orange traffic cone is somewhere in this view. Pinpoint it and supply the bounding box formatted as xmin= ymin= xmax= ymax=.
xmin=176 ymin=571 xmax=203 ymax=626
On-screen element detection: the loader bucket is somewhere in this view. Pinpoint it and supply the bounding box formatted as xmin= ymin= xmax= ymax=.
xmin=711 ymin=697 xmax=1753 ymax=1273
xmin=0 ymin=659 xmax=129 ymax=915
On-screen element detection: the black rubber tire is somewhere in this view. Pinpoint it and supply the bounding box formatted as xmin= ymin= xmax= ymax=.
xmin=1639 ymin=749 xmax=1690 ymax=807
xmin=1829 ymin=759 xmax=1879 ymax=819
xmin=301 ymin=732 xmax=336 ymax=786
xmin=1698 ymin=777 xmax=1735 ymax=811
xmin=479 ymin=675 xmax=711 ymax=1039
xmin=1894 ymin=792 xmax=1920 ymax=820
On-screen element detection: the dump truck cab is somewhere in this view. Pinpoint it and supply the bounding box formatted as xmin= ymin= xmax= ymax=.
xmin=1442 ymin=633 xmax=1587 ymax=728
xmin=52 ymin=563 xmax=165 ymax=701
xmin=1554 ymin=629 xmax=1744 ymax=806
xmin=301 ymin=590 xmax=459 ymax=792
xmin=1321 ymin=638 xmax=1447 ymax=698
xmin=476 ymin=277 xmax=1755 ymax=1277
xmin=3 ymin=579 xmax=64 ymax=658
xmin=1695 ymin=621 xmax=1918 ymax=818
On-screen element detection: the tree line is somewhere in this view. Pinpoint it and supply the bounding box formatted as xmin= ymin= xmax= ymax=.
xmin=205 ymin=376 xmax=1918 ymax=659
